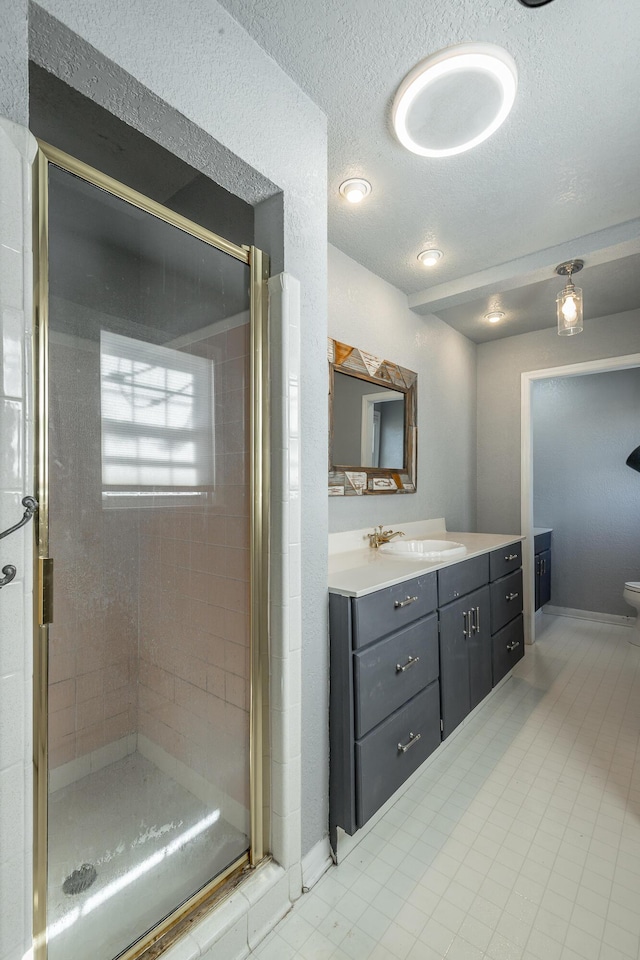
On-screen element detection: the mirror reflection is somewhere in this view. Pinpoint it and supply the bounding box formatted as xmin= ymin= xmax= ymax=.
xmin=332 ymin=371 xmax=405 ymax=469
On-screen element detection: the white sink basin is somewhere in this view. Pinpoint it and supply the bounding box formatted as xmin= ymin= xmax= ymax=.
xmin=378 ymin=539 xmax=467 ymax=561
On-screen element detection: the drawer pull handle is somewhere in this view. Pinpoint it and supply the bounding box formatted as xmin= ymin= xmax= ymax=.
xmin=394 ymin=595 xmax=418 ymax=609
xmin=506 ymin=640 xmax=521 ymax=651
xmin=506 ymin=592 xmax=519 ymax=601
xmin=504 ymin=553 xmax=519 ymax=561
xmin=396 ymin=655 xmax=420 ymax=673
xmin=397 ymin=731 xmax=421 ymax=754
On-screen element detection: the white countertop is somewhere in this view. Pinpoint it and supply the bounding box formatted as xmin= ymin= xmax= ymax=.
xmin=533 ymin=527 xmax=553 ymax=536
xmin=328 ymin=527 xmax=525 ymax=598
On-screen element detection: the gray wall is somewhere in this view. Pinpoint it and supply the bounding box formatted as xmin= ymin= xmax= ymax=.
xmin=477 ymin=309 xmax=640 ymax=534
xmin=329 ymin=244 xmax=477 ymax=533
xmin=13 ymin=0 xmax=328 ymax=859
xmin=533 ymin=369 xmax=640 ymax=616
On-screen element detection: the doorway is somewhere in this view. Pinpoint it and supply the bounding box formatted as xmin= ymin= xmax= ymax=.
xmin=33 ymin=142 xmax=269 ymax=960
xmin=520 ymin=353 xmax=640 ymax=644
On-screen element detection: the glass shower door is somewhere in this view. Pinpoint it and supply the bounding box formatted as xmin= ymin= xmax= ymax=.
xmin=35 ymin=148 xmax=267 ymax=960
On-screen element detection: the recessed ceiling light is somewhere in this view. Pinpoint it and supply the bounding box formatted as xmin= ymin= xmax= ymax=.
xmin=392 ymin=42 xmax=518 ymax=158
xmin=484 ymin=311 xmax=505 ymax=323
xmin=417 ymin=249 xmax=443 ymax=266
xmin=339 ymin=178 xmax=372 ymax=203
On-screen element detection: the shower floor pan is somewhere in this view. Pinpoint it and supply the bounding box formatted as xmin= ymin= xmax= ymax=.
xmin=47 ymin=752 xmax=248 ymax=960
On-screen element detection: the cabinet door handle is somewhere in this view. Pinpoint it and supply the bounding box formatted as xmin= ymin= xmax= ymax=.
xmin=506 ymin=592 xmax=519 ymax=601
xmin=504 ymin=553 xmax=518 ymax=561
xmin=396 ymin=655 xmax=420 ymax=673
xmin=474 ymin=605 xmax=480 ymax=633
xmin=394 ymin=595 xmax=418 ymax=609
xmin=541 ymin=558 xmax=546 ymax=575
xmin=463 ymin=610 xmax=469 ymax=637
xmin=397 ymin=731 xmax=421 ymax=754
xmin=506 ymin=640 xmax=521 ymax=651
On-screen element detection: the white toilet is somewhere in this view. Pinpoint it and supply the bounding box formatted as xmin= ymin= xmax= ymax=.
xmin=623 ymin=582 xmax=640 ymax=645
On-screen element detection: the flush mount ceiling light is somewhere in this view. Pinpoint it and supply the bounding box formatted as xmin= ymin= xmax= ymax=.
xmin=417 ymin=248 xmax=443 ymax=266
xmin=392 ymin=42 xmax=518 ymax=158
xmin=339 ymin=178 xmax=372 ymax=203
xmin=484 ymin=311 xmax=505 ymax=323
xmin=517 ymin=0 xmax=556 ymax=6
xmin=556 ymin=259 xmax=584 ymax=336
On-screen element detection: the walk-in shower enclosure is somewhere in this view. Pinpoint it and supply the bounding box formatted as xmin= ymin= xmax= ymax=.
xmin=33 ymin=142 xmax=269 ymax=960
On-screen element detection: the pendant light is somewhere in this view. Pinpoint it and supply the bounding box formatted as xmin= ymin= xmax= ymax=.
xmin=555 ymin=259 xmax=584 ymax=336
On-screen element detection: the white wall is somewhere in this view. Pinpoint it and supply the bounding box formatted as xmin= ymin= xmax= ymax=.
xmin=328 ymin=244 xmax=477 ymax=533
xmin=0 ymin=119 xmax=36 ymax=960
xmin=533 ymin=368 xmax=640 ymax=616
xmin=477 ymin=309 xmax=640 ymax=534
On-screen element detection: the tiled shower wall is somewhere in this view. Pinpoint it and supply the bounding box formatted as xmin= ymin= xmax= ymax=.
xmin=0 ymin=119 xmax=35 ymax=960
xmin=45 ymin=310 xmax=252 ymax=825
xmin=137 ymin=320 xmax=252 ymax=828
xmin=48 ymin=326 xmax=138 ymax=776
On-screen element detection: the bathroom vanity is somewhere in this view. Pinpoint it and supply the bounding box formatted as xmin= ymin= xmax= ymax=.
xmin=534 ymin=527 xmax=553 ymax=611
xmin=328 ymin=522 xmax=525 ymax=848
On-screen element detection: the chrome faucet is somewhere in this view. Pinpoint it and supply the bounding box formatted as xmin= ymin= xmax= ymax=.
xmin=367 ymin=525 xmax=405 ymax=549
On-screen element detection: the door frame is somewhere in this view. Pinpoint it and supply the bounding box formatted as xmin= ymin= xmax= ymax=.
xmin=32 ymin=140 xmax=270 ymax=960
xmin=520 ymin=352 xmax=640 ymax=645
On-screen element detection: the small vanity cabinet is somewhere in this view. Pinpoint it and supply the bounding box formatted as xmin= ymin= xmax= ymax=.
xmin=534 ymin=529 xmax=552 ymax=611
xmin=330 ymin=574 xmax=442 ymax=837
xmin=329 ymin=534 xmax=525 ymax=846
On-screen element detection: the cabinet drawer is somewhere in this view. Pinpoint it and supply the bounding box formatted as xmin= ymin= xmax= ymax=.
xmin=437 ymin=554 xmax=489 ymax=607
xmin=534 ymin=531 xmax=551 ymax=554
xmin=354 ymin=614 xmax=438 ymax=738
xmin=355 ymin=682 xmax=440 ymax=827
xmin=352 ymin=573 xmax=437 ymax=649
xmin=489 ymin=541 xmax=522 ymax=581
xmin=490 ymin=569 xmax=523 ymax=634
xmin=492 ymin=614 xmax=524 ymax=685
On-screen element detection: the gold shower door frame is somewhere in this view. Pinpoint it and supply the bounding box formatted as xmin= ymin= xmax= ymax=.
xmin=32 ymin=142 xmax=270 ymax=960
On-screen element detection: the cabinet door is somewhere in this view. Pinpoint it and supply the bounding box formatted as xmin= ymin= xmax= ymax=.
xmin=467 ymin=585 xmax=491 ymax=711
xmin=539 ymin=549 xmax=551 ymax=607
xmin=439 ymin=595 xmax=471 ymax=739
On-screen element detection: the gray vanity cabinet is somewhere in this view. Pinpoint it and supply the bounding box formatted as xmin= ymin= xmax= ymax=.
xmin=534 ymin=531 xmax=552 ymax=611
xmin=490 ymin=544 xmax=525 ymax=685
xmin=329 ymin=540 xmax=526 ymax=847
xmin=329 ymin=573 xmax=440 ymax=842
xmin=438 ymin=584 xmax=491 ymax=739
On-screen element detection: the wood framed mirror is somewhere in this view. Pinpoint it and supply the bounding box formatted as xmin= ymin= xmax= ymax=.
xmin=328 ymin=338 xmax=417 ymax=496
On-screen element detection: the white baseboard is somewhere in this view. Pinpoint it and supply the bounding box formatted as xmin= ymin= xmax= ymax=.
xmin=543 ymin=604 xmax=634 ymax=627
xmin=301 ymin=837 xmax=332 ymax=891
xmin=49 ymin=733 xmax=137 ymax=793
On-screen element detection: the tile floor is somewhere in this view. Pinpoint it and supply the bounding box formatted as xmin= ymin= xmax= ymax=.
xmin=48 ymin=752 xmax=247 ymax=960
xmin=254 ymin=614 xmax=640 ymax=960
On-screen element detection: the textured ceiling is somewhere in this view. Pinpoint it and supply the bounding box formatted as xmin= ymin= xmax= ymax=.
xmin=217 ymin=0 xmax=640 ymax=337
xmin=431 ymin=253 xmax=640 ymax=343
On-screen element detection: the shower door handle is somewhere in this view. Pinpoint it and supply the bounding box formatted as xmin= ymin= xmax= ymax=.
xmin=0 ymin=565 xmax=16 ymax=590
xmin=0 ymin=496 xmax=38 ymax=541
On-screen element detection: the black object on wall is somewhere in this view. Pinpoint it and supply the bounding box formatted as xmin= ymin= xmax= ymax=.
xmin=517 ymin=0 xmax=555 ymax=6
xmin=627 ymin=445 xmax=640 ymax=474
